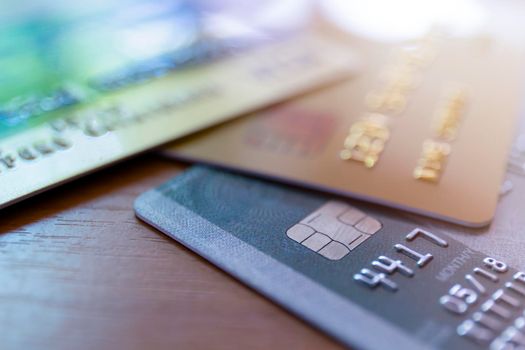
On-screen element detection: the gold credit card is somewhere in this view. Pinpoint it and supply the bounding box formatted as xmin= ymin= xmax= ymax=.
xmin=165 ymin=4 xmax=525 ymax=227
xmin=0 ymin=33 xmax=356 ymax=209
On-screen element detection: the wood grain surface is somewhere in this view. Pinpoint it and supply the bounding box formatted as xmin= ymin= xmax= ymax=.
xmin=0 ymin=155 xmax=343 ymax=350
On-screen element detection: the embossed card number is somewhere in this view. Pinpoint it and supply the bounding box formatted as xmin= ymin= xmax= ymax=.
xmin=353 ymin=227 xmax=447 ymax=291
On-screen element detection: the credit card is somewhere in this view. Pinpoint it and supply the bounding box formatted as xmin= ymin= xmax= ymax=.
xmin=0 ymin=1 xmax=355 ymax=209
xmin=135 ymin=166 xmax=525 ymax=350
xmin=164 ymin=0 xmax=525 ymax=227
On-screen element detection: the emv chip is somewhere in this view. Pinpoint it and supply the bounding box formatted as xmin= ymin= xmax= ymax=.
xmin=286 ymin=201 xmax=382 ymax=260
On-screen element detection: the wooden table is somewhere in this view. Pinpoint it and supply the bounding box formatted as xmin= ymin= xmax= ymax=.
xmin=0 ymin=156 xmax=343 ymax=350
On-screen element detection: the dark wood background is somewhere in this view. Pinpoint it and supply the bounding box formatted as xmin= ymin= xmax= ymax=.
xmin=0 ymin=155 xmax=343 ymax=350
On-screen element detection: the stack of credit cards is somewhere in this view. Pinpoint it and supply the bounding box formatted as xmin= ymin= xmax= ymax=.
xmin=4 ymin=0 xmax=525 ymax=349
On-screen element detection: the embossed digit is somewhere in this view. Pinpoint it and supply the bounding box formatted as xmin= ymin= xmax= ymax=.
xmin=483 ymin=257 xmax=508 ymax=273
xmin=449 ymin=284 xmax=478 ymax=304
xmin=440 ymin=295 xmax=468 ymax=315
xmin=514 ymin=272 xmax=525 ymax=285
xmin=440 ymin=284 xmax=477 ymax=315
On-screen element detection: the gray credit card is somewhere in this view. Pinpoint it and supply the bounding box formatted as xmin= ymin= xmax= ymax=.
xmin=135 ymin=167 xmax=525 ymax=350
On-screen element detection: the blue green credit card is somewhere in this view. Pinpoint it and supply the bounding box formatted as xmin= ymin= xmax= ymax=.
xmin=0 ymin=0 xmax=355 ymax=208
xmin=135 ymin=166 xmax=525 ymax=350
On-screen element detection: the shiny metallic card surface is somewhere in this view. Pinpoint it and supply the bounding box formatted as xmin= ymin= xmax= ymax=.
xmin=0 ymin=33 xmax=354 ymax=209
xmin=164 ymin=1 xmax=525 ymax=227
xmin=135 ymin=166 xmax=525 ymax=350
